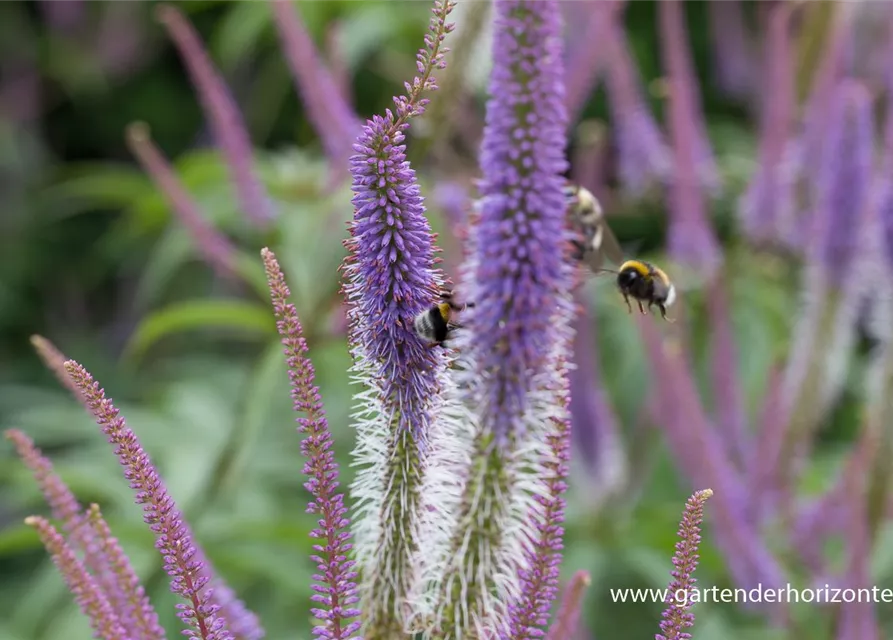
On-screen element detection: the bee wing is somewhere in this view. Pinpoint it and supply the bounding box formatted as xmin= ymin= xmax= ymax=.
xmin=596 ymin=219 xmax=625 ymax=266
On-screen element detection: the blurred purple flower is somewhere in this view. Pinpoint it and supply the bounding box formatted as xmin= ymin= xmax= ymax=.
xmin=706 ymin=278 xmax=748 ymax=471
xmin=603 ymin=12 xmax=672 ymax=197
xmin=655 ymin=488 xmax=712 ymax=640
xmin=798 ymin=3 xmax=856 ymax=203
xmin=419 ymin=1 xmax=577 ymax=635
xmin=125 ymin=123 xmax=239 ymax=280
xmin=563 ymin=0 xmax=615 ymax=122
xmin=640 ymin=321 xmax=787 ymax=617
xmin=657 ymin=0 xmax=721 ymax=275
xmin=707 ymin=1 xmax=754 ymax=100
xmin=835 ymin=429 xmax=879 ymax=640
xmin=568 ymin=297 xmax=626 ymax=502
xmin=157 ymin=4 xmax=275 ymax=228
xmin=464 ymin=0 xmax=573 ymax=442
xmin=809 ymin=80 xmax=874 ymax=287
xmin=263 ymin=249 xmax=361 ymax=640
xmin=739 ymin=2 xmax=797 ymax=246
xmin=271 ymin=0 xmax=360 ymax=171
xmin=508 ymin=353 xmax=572 ymax=639
xmin=544 ymin=571 xmax=591 ymax=640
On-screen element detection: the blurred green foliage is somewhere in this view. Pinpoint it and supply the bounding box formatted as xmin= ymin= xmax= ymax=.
xmin=0 ymin=2 xmax=886 ymax=640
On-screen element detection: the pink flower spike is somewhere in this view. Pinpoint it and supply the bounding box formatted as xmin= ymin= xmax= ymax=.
xmin=545 ymin=571 xmax=591 ymax=640
xmin=125 ymin=122 xmax=238 ymax=280
xmin=63 ymin=359 xmax=256 ymax=640
xmin=262 ymin=248 xmax=360 ymax=639
xmin=655 ymin=489 xmax=713 ymax=640
xmin=26 ymin=515 xmax=128 ymax=640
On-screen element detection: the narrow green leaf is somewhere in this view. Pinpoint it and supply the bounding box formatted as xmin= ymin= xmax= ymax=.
xmin=123 ymin=300 xmax=275 ymax=362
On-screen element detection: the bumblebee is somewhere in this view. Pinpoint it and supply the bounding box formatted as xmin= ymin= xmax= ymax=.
xmin=412 ymin=290 xmax=474 ymax=346
xmin=615 ymin=259 xmax=676 ymax=321
xmin=563 ymin=183 xmax=624 ymax=271
xmin=563 ymin=183 xmax=676 ymax=322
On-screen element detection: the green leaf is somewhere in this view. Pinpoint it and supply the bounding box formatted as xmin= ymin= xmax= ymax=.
xmin=217 ymin=340 xmax=288 ymax=494
xmin=123 ymin=300 xmax=275 ymax=362
xmin=40 ymin=164 xmax=152 ymax=220
xmin=212 ymin=1 xmax=273 ymax=70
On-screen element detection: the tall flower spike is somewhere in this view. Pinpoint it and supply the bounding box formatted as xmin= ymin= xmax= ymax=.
xmin=125 ymin=122 xmax=238 ymax=279
xmin=63 ymin=360 xmax=260 ymax=640
xmin=25 ymin=515 xmax=128 ymax=640
xmin=563 ymin=0 xmax=614 ymax=122
xmin=603 ymin=5 xmax=672 ymax=197
xmin=340 ymin=2 xmax=455 ymax=636
xmin=30 ymin=335 xmax=83 ymax=399
xmin=86 ymin=504 xmax=166 ymax=640
xmin=658 ymin=0 xmax=721 ymax=275
xmin=738 ymin=2 xmax=797 ymax=247
xmin=421 ymin=0 xmax=577 ymax=636
xmin=706 ymin=1 xmax=754 ymax=100
xmin=506 ymin=361 xmax=573 ymax=639
xmin=270 ymin=0 xmax=360 ymax=171
xmin=261 ymin=248 xmax=360 ymax=640
xmin=797 ymin=2 xmax=855 ymax=210
xmin=544 ymin=571 xmax=591 ymax=640
xmin=655 ymin=489 xmax=713 ymax=640
xmin=157 ymin=4 xmax=275 ymax=227
xmin=779 ymin=81 xmax=876 ymax=492
xmin=6 ymin=430 xmax=164 ymax=640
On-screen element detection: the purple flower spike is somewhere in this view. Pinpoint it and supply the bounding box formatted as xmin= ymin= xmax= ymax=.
xmin=809 ymin=80 xmax=874 ymax=288
xmin=7 ymin=430 xmax=164 ymax=640
xmin=340 ymin=2 xmax=456 ymax=636
xmin=87 ymin=504 xmax=167 ymax=640
xmin=707 ymin=1 xmax=755 ymax=100
xmin=798 ymin=3 xmax=855 ymax=200
xmin=739 ymin=2 xmax=797 ymax=246
xmin=563 ymin=0 xmax=616 ymax=122
xmin=467 ymin=0 xmax=573 ymax=442
xmin=658 ymin=0 xmax=722 ymax=275
xmin=604 ymin=14 xmax=672 ymax=196
xmin=262 ymin=248 xmax=361 ymax=640
xmin=26 ymin=516 xmax=128 ymax=640
xmin=655 ymin=489 xmax=713 ymax=640
xmin=64 ymin=360 xmax=255 ymax=640
xmin=271 ymin=0 xmax=360 ymax=171
xmin=157 ymin=4 xmax=275 ymax=228
xmin=418 ymin=1 xmax=577 ymax=636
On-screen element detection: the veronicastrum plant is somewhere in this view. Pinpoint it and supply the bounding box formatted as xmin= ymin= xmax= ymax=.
xmin=7 ymin=1 xmax=718 ymax=639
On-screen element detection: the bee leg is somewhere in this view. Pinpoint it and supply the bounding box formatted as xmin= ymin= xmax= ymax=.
xmin=570 ymin=239 xmax=587 ymax=261
xmin=659 ymin=304 xmax=675 ymax=323
xmin=637 ymin=300 xmax=646 ymax=315
xmin=622 ymin=294 xmax=633 ymax=314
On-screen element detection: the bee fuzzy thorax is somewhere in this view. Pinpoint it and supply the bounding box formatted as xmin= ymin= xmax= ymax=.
xmin=411 ymin=291 xmax=471 ymax=346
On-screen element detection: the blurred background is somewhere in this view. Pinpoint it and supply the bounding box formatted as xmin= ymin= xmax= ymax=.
xmin=2 ymin=1 xmax=892 ymax=639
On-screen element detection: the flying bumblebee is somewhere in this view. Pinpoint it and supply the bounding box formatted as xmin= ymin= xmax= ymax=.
xmin=564 ymin=183 xmax=676 ymax=322
xmin=412 ymin=290 xmax=474 ymax=347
